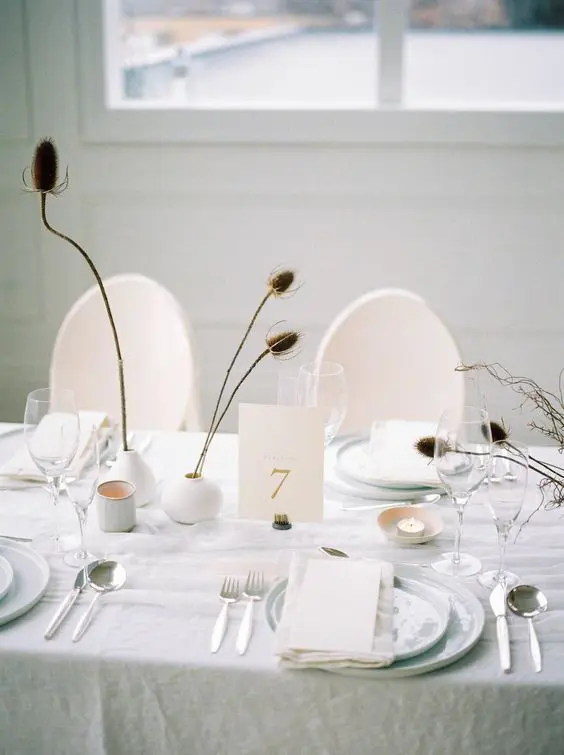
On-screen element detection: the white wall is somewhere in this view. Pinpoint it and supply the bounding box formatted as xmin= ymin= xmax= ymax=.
xmin=1 ymin=0 xmax=563 ymax=441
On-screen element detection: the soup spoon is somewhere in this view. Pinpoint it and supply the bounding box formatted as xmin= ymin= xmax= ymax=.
xmin=507 ymin=584 xmax=548 ymax=673
xmin=72 ymin=560 xmax=126 ymax=642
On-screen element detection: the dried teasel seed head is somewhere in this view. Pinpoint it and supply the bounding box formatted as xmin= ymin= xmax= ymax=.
xmin=266 ymin=330 xmax=300 ymax=356
xmin=268 ymin=269 xmax=296 ymax=297
xmin=32 ymin=138 xmax=59 ymax=192
xmin=489 ymin=420 xmax=508 ymax=443
xmin=415 ymin=436 xmax=436 ymax=459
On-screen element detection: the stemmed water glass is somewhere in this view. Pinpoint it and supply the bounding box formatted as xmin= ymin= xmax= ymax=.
xmin=64 ymin=434 xmax=101 ymax=568
xmin=24 ymin=388 xmax=80 ymax=553
xmin=431 ymin=406 xmax=492 ymax=577
xmin=478 ymin=440 xmax=528 ymax=590
xmin=297 ymin=361 xmax=347 ymax=446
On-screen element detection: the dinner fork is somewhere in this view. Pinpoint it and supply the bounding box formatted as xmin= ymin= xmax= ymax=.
xmin=211 ymin=576 xmax=240 ymax=653
xmin=236 ymin=571 xmax=264 ymax=656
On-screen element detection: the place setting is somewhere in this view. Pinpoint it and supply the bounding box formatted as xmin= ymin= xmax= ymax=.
xmin=277 ymin=363 xmax=445 ymax=511
xmin=264 ymin=550 xmax=484 ymax=679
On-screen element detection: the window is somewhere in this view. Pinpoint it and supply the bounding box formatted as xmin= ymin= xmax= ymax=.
xmin=404 ymin=0 xmax=564 ymax=106
xmin=78 ymin=0 xmax=564 ymax=143
xmin=113 ymin=0 xmax=379 ymax=107
xmin=106 ymin=0 xmax=564 ymax=108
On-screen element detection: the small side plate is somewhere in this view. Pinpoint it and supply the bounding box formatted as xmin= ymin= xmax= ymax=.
xmin=0 ymin=553 xmax=14 ymax=602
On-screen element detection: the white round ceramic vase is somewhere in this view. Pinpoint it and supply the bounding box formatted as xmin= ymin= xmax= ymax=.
xmin=161 ymin=474 xmax=223 ymax=524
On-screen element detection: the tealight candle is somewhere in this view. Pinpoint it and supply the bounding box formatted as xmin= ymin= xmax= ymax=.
xmin=396 ymin=517 xmax=425 ymax=538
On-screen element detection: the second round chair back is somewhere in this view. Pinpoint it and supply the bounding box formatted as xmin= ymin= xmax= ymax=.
xmin=316 ymin=288 xmax=464 ymax=436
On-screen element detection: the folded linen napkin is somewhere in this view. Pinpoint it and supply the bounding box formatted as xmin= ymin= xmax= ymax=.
xmin=0 ymin=411 xmax=112 ymax=484
xmin=275 ymin=552 xmax=394 ymax=670
xmin=360 ymin=419 xmax=440 ymax=486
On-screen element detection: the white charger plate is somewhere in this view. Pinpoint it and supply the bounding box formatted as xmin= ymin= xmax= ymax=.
xmin=0 ymin=538 xmax=50 ymax=626
xmin=326 ymin=436 xmax=442 ymax=504
xmin=0 ymin=553 xmax=14 ymax=602
xmin=336 ymin=436 xmax=440 ymax=491
xmin=266 ymin=564 xmax=485 ymax=678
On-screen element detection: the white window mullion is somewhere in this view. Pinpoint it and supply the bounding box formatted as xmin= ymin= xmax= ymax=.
xmin=377 ymin=0 xmax=408 ymax=107
xmin=102 ymin=0 xmax=122 ymax=109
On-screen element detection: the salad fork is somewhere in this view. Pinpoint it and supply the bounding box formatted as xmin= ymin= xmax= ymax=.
xmin=211 ymin=576 xmax=240 ymax=653
xmin=236 ymin=571 xmax=264 ymax=656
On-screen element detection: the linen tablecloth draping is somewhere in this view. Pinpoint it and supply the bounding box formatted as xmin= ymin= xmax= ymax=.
xmin=0 ymin=425 xmax=564 ymax=755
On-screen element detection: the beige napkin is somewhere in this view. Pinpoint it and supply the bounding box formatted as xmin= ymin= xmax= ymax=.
xmin=360 ymin=419 xmax=440 ymax=486
xmin=275 ymin=552 xmax=394 ymax=670
xmin=0 ymin=411 xmax=112 ymax=484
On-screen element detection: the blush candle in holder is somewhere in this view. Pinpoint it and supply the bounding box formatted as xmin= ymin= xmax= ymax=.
xmin=396 ymin=517 xmax=425 ymax=539
xmin=96 ymin=480 xmax=137 ymax=533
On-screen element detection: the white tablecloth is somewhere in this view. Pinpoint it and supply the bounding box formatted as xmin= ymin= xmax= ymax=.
xmin=0 ymin=425 xmax=563 ymax=755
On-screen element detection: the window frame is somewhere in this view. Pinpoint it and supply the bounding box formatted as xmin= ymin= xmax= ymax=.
xmin=77 ymin=0 xmax=564 ymax=146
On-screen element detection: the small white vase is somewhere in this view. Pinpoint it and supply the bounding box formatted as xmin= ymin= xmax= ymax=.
xmin=161 ymin=474 xmax=223 ymax=524
xmin=107 ymin=449 xmax=157 ymax=508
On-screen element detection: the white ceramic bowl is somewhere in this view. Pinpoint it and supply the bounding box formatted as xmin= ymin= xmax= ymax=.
xmin=377 ymin=505 xmax=443 ymax=545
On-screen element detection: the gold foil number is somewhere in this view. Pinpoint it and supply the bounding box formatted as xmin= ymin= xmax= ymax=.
xmin=270 ymin=468 xmax=291 ymax=499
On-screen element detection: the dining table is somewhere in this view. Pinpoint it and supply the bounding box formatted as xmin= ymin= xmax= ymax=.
xmin=0 ymin=423 xmax=563 ymax=755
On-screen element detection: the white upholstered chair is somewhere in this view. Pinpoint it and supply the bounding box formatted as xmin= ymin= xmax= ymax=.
xmin=50 ymin=273 xmax=201 ymax=431
xmin=316 ymin=289 xmax=464 ymax=436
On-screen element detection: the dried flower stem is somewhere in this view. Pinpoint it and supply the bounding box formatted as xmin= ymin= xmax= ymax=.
xmin=194 ymin=348 xmax=270 ymax=476
xmin=40 ymin=193 xmax=129 ymax=451
xmin=458 ymin=361 xmax=564 ymax=511
xmin=194 ymin=292 xmax=270 ymax=476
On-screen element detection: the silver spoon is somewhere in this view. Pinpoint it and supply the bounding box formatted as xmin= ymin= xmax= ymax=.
xmin=72 ymin=560 xmax=126 ymax=642
xmin=507 ymin=584 xmax=548 ymax=673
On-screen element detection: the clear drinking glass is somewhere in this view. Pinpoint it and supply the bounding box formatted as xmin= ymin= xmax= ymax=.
xmin=478 ymin=440 xmax=528 ymax=590
xmin=24 ymin=388 xmax=80 ymax=553
xmin=64 ymin=435 xmax=101 ymax=568
xmin=431 ymin=406 xmax=492 ymax=577
xmin=297 ymin=361 xmax=347 ymax=446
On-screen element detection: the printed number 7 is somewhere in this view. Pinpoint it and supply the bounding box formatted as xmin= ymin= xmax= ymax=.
xmin=271 ymin=468 xmax=291 ymax=499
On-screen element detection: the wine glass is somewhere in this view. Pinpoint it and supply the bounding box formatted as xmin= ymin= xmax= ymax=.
xmin=431 ymin=406 xmax=492 ymax=577
xmin=478 ymin=440 xmax=528 ymax=590
xmin=64 ymin=434 xmax=101 ymax=568
xmin=24 ymin=388 xmax=80 ymax=553
xmin=297 ymin=361 xmax=347 ymax=446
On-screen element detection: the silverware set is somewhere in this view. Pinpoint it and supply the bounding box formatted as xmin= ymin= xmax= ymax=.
xmin=211 ymin=570 xmax=264 ymax=655
xmin=44 ymin=559 xmax=126 ymax=642
xmin=491 ymin=581 xmax=548 ymax=674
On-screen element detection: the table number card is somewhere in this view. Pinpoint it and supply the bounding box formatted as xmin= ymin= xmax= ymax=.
xmin=238 ymin=403 xmax=325 ymax=522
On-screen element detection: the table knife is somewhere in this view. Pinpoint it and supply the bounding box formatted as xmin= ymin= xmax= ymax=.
xmin=44 ymin=564 xmax=91 ymax=640
xmin=490 ymin=582 xmax=511 ymax=673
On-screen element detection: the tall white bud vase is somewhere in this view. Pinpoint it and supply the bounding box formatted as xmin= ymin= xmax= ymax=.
xmin=109 ymin=449 xmax=157 ymax=508
xmin=162 ymin=474 xmax=223 ymax=524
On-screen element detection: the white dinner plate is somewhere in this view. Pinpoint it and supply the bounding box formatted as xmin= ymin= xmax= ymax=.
xmin=336 ymin=435 xmax=440 ymax=491
xmin=0 ymin=538 xmax=50 ymax=626
xmin=266 ymin=565 xmax=485 ymax=678
xmin=326 ymin=436 xmax=442 ymax=504
xmin=0 ymin=553 xmax=14 ymax=602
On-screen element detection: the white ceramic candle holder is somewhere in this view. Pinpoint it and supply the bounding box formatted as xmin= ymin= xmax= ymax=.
xmin=96 ymin=480 xmax=137 ymax=533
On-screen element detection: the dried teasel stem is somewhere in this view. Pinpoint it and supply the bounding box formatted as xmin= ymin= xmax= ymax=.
xmin=415 ymin=433 xmax=562 ymax=485
xmin=194 ymin=330 xmax=300 ymax=476
xmin=200 ymin=268 xmax=297 ymax=469
xmin=458 ymin=362 xmax=564 ymax=447
xmin=39 ymin=193 xmax=129 ymax=451
xmin=458 ymin=362 xmax=564 ymax=512
xmin=197 ymin=290 xmax=269 ymax=475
